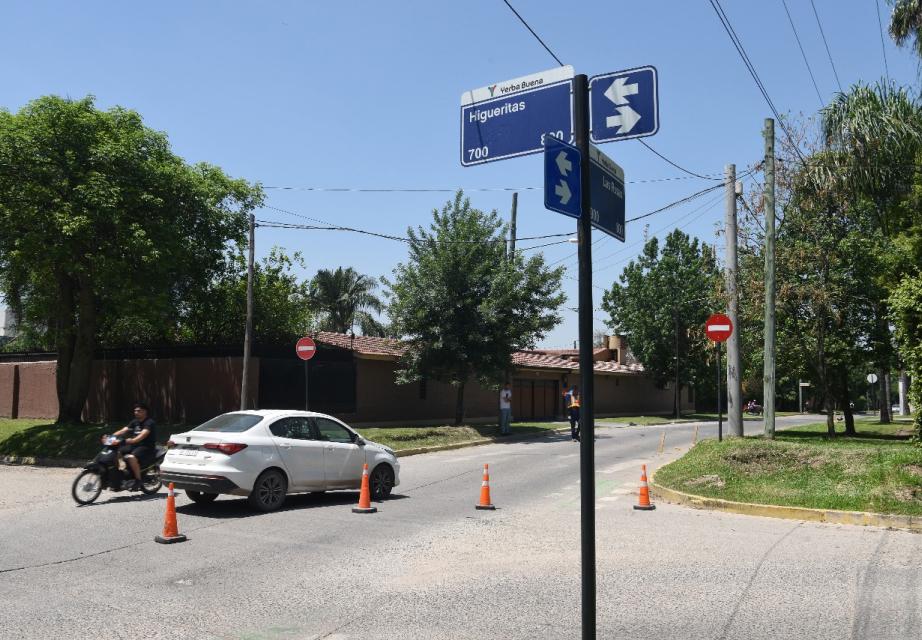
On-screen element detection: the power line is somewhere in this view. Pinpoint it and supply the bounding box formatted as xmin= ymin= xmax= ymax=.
xmin=626 ymin=183 xmax=724 ymax=222
xmin=638 ymin=140 xmax=723 ymax=180
xmin=810 ymin=0 xmax=843 ymax=93
xmin=780 ymin=0 xmax=825 ymax=107
xmin=875 ymin=0 xmax=891 ymax=82
xmin=500 ymin=0 xmax=564 ymax=66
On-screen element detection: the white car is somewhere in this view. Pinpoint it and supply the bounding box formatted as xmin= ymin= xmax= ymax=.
xmin=160 ymin=410 xmax=400 ymax=512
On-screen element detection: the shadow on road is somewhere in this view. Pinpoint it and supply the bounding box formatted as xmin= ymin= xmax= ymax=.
xmin=175 ymin=490 xmax=410 ymax=519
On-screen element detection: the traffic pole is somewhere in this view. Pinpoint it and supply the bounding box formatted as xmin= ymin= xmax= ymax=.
xmin=573 ymin=73 xmax=596 ymax=640
xmin=240 ymin=213 xmax=255 ymax=411
xmin=717 ymin=340 xmax=723 ymax=442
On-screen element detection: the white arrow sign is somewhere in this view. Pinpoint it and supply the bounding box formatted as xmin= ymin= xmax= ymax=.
xmin=555 ymin=180 xmax=572 ymax=205
xmin=555 ymin=151 xmax=572 ymax=177
xmin=606 ymin=105 xmax=641 ymax=133
xmin=604 ymin=77 xmax=638 ymax=106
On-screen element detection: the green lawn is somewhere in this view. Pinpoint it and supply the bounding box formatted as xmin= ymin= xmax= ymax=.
xmin=0 ymin=417 xmax=564 ymax=461
xmin=596 ymin=411 xmax=801 ymax=426
xmin=654 ymin=419 xmax=922 ymax=516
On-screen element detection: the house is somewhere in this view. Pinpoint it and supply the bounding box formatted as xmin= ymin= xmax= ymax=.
xmin=0 ymin=332 xmax=691 ymax=424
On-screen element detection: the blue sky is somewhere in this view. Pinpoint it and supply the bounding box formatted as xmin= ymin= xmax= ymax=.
xmin=1 ymin=1 xmax=917 ymax=347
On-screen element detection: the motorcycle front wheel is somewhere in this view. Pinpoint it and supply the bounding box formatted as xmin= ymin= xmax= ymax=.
xmin=72 ymin=470 xmax=103 ymax=505
xmin=140 ymin=466 xmax=162 ymax=495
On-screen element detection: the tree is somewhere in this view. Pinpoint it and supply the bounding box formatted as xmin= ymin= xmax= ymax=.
xmin=180 ymin=247 xmax=312 ymax=345
xmin=0 ymin=96 xmax=263 ymax=423
xmin=386 ymin=191 xmax=565 ymax=424
xmin=309 ymin=267 xmax=385 ymax=336
xmin=890 ymin=274 xmax=922 ymax=439
xmin=890 ymin=0 xmax=922 ymax=60
xmin=601 ymin=229 xmax=721 ymax=418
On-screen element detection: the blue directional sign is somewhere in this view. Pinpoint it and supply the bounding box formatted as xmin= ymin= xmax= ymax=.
xmin=544 ymin=137 xmax=582 ymax=219
xmin=589 ymin=146 xmax=626 ymax=241
xmin=461 ymin=66 xmax=574 ymax=166
xmin=589 ymin=66 xmax=659 ymax=143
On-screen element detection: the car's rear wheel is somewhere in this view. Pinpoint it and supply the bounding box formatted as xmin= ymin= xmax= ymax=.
xmin=186 ymin=490 xmax=218 ymax=504
xmin=248 ymin=469 xmax=287 ymax=512
xmin=370 ymin=464 xmax=394 ymax=500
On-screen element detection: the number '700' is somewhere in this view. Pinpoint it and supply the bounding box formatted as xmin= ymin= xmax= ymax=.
xmin=467 ymin=146 xmax=489 ymax=161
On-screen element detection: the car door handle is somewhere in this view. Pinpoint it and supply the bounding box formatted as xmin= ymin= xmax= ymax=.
xmin=326 ymin=445 xmax=334 ymax=451
xmin=280 ymin=440 xmax=293 ymax=449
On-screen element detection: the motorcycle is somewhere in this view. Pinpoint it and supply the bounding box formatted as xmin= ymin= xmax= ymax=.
xmin=71 ymin=436 xmax=165 ymax=505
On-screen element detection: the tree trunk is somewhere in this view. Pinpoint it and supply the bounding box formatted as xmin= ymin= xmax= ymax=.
xmin=878 ymin=367 xmax=891 ymax=424
xmin=454 ymin=380 xmax=466 ymax=426
xmin=54 ymin=271 xmax=77 ymax=424
xmin=57 ymin=272 xmax=96 ymax=424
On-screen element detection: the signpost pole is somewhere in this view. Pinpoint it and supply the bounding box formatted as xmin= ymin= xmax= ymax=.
xmin=574 ymin=73 xmax=596 ymax=640
xmin=304 ymin=360 xmax=310 ymax=411
xmin=717 ymin=341 xmax=723 ymax=442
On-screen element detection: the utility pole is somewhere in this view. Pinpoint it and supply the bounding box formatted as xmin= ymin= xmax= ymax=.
xmin=573 ymin=73 xmax=596 ymax=640
xmin=240 ymin=213 xmax=255 ymax=411
xmin=674 ymin=309 xmax=680 ymax=419
xmin=509 ymin=191 xmax=518 ymax=258
xmin=725 ymin=164 xmax=743 ymax=437
xmin=763 ymin=119 xmax=776 ymax=438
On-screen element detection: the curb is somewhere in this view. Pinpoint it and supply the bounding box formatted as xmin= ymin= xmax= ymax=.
xmin=1 ymin=454 xmax=85 ymax=468
xmin=650 ymin=479 xmax=922 ymax=533
xmin=395 ymin=427 xmax=573 ymax=458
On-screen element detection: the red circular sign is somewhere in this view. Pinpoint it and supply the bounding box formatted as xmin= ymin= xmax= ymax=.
xmin=705 ymin=313 xmax=733 ymax=343
xmin=295 ymin=336 xmax=317 ymax=361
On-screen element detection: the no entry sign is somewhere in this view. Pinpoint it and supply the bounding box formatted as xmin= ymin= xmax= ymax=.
xmin=295 ymin=336 xmax=317 ymax=361
xmin=705 ymin=313 xmax=733 ymax=343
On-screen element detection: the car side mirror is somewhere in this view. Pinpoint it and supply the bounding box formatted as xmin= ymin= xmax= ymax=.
xmin=354 ymin=435 xmax=365 ymax=446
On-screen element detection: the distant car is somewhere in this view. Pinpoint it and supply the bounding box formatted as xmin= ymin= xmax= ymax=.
xmin=160 ymin=410 xmax=400 ymax=512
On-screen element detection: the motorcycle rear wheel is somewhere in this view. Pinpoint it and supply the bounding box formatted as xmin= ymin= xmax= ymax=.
xmin=72 ymin=470 xmax=103 ymax=505
xmin=140 ymin=466 xmax=162 ymax=495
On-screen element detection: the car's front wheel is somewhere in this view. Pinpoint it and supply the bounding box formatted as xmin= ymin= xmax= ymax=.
xmin=369 ymin=464 xmax=394 ymax=501
xmin=247 ymin=469 xmax=288 ymax=512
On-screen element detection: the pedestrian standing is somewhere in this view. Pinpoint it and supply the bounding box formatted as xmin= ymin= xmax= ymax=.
xmin=499 ymin=382 xmax=513 ymax=436
xmin=568 ymin=386 xmax=581 ymax=442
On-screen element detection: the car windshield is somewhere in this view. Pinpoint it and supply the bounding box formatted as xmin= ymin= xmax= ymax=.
xmin=193 ymin=413 xmax=263 ymax=433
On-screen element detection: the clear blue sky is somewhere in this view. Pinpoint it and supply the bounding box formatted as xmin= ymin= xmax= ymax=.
xmin=2 ymin=1 xmax=916 ymax=347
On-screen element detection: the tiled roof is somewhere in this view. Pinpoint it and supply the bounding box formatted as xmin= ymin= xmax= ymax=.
xmin=314 ymin=332 xmax=644 ymax=375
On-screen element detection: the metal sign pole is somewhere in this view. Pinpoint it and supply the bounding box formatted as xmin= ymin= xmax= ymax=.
xmin=717 ymin=341 xmax=723 ymax=442
xmin=304 ymin=360 xmax=310 ymax=411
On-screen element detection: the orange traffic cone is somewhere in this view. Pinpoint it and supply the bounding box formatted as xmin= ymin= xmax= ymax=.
xmin=352 ymin=463 xmax=378 ymax=514
xmin=155 ymin=483 xmax=188 ymax=543
xmin=475 ymin=463 xmax=495 ymax=510
xmin=633 ymin=464 xmax=656 ymax=511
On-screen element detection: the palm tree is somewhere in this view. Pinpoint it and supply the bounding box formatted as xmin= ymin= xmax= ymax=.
xmin=309 ymin=267 xmax=386 ymax=336
xmin=890 ymin=0 xmax=922 ymax=59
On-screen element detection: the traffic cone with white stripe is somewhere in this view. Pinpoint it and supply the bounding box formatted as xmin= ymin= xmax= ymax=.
xmin=352 ymin=463 xmax=377 ymax=514
xmin=475 ymin=463 xmax=495 ymax=510
xmin=155 ymin=483 xmax=188 ymax=543
xmin=633 ymin=464 xmax=656 ymax=511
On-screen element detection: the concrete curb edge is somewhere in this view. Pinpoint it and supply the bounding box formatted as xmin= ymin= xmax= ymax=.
xmin=395 ymin=427 xmax=573 ymax=458
xmin=650 ymin=478 xmax=922 ymax=532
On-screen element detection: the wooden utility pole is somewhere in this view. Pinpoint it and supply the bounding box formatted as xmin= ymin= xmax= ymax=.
xmin=763 ymin=119 xmax=776 ymax=437
xmin=725 ymin=164 xmax=743 ymax=436
xmin=240 ymin=213 xmax=255 ymax=411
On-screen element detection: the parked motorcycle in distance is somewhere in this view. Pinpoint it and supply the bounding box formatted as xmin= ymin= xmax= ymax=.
xmin=71 ymin=435 xmax=165 ymax=505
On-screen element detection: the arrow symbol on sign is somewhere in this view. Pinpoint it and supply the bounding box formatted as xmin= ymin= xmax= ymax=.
xmin=555 ymin=180 xmax=572 ymax=205
xmin=604 ymin=77 xmax=638 ymax=105
xmin=606 ymin=105 xmax=641 ymax=133
xmin=555 ymin=151 xmax=572 ymax=177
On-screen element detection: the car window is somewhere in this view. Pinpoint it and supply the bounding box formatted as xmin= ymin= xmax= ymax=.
xmin=313 ymin=417 xmax=354 ymax=444
xmin=194 ymin=413 xmax=263 ymax=433
xmin=269 ymin=417 xmax=314 ymax=440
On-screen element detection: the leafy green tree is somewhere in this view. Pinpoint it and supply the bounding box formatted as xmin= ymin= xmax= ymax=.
xmin=309 ymin=267 xmax=385 ymax=336
xmin=181 ymin=247 xmax=312 ymax=345
xmin=890 ymin=0 xmax=922 ymax=60
xmin=0 ymin=95 xmax=262 ymax=423
xmin=601 ymin=229 xmax=721 ymax=418
xmin=386 ymin=191 xmax=565 ymax=424
xmin=890 ymin=274 xmax=922 ymax=439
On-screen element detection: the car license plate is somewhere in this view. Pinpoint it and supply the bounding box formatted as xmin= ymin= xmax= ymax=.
xmin=178 ymin=449 xmax=198 ymax=457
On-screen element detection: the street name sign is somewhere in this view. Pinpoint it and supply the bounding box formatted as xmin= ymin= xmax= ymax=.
xmin=589 ymin=66 xmax=659 ymax=143
xmin=705 ymin=313 xmax=733 ymax=342
xmin=461 ymin=65 xmax=574 ymax=166
xmin=588 ymin=145 xmax=625 ymax=241
xmin=543 ymin=137 xmax=582 ymax=218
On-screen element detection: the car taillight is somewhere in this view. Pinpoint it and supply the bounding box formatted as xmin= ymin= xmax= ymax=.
xmin=203 ymin=442 xmax=248 ymax=455
xmin=166 ymin=440 xmax=176 ymax=449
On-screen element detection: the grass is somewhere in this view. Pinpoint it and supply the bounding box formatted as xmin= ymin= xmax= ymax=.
xmin=654 ymin=419 xmax=922 ymax=516
xmin=0 ymin=417 xmax=564 ymax=461
xmin=596 ymin=411 xmax=801 ymax=426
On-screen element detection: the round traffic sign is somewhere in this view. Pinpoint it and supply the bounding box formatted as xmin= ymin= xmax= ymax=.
xmin=705 ymin=313 xmax=733 ymax=343
xmin=295 ymin=336 xmax=317 ymax=361
xmin=866 ymin=373 xmax=878 ymax=384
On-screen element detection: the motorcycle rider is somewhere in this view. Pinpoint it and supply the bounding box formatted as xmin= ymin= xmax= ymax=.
xmin=103 ymin=402 xmax=156 ymax=490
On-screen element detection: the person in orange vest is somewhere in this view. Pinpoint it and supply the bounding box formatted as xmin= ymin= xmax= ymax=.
xmin=567 ymin=386 xmax=581 ymax=442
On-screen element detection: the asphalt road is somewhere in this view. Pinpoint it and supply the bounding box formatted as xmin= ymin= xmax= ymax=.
xmin=0 ymin=414 xmax=919 ymax=640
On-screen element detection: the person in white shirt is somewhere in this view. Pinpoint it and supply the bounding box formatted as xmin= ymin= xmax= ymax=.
xmin=499 ymin=382 xmax=513 ymax=435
